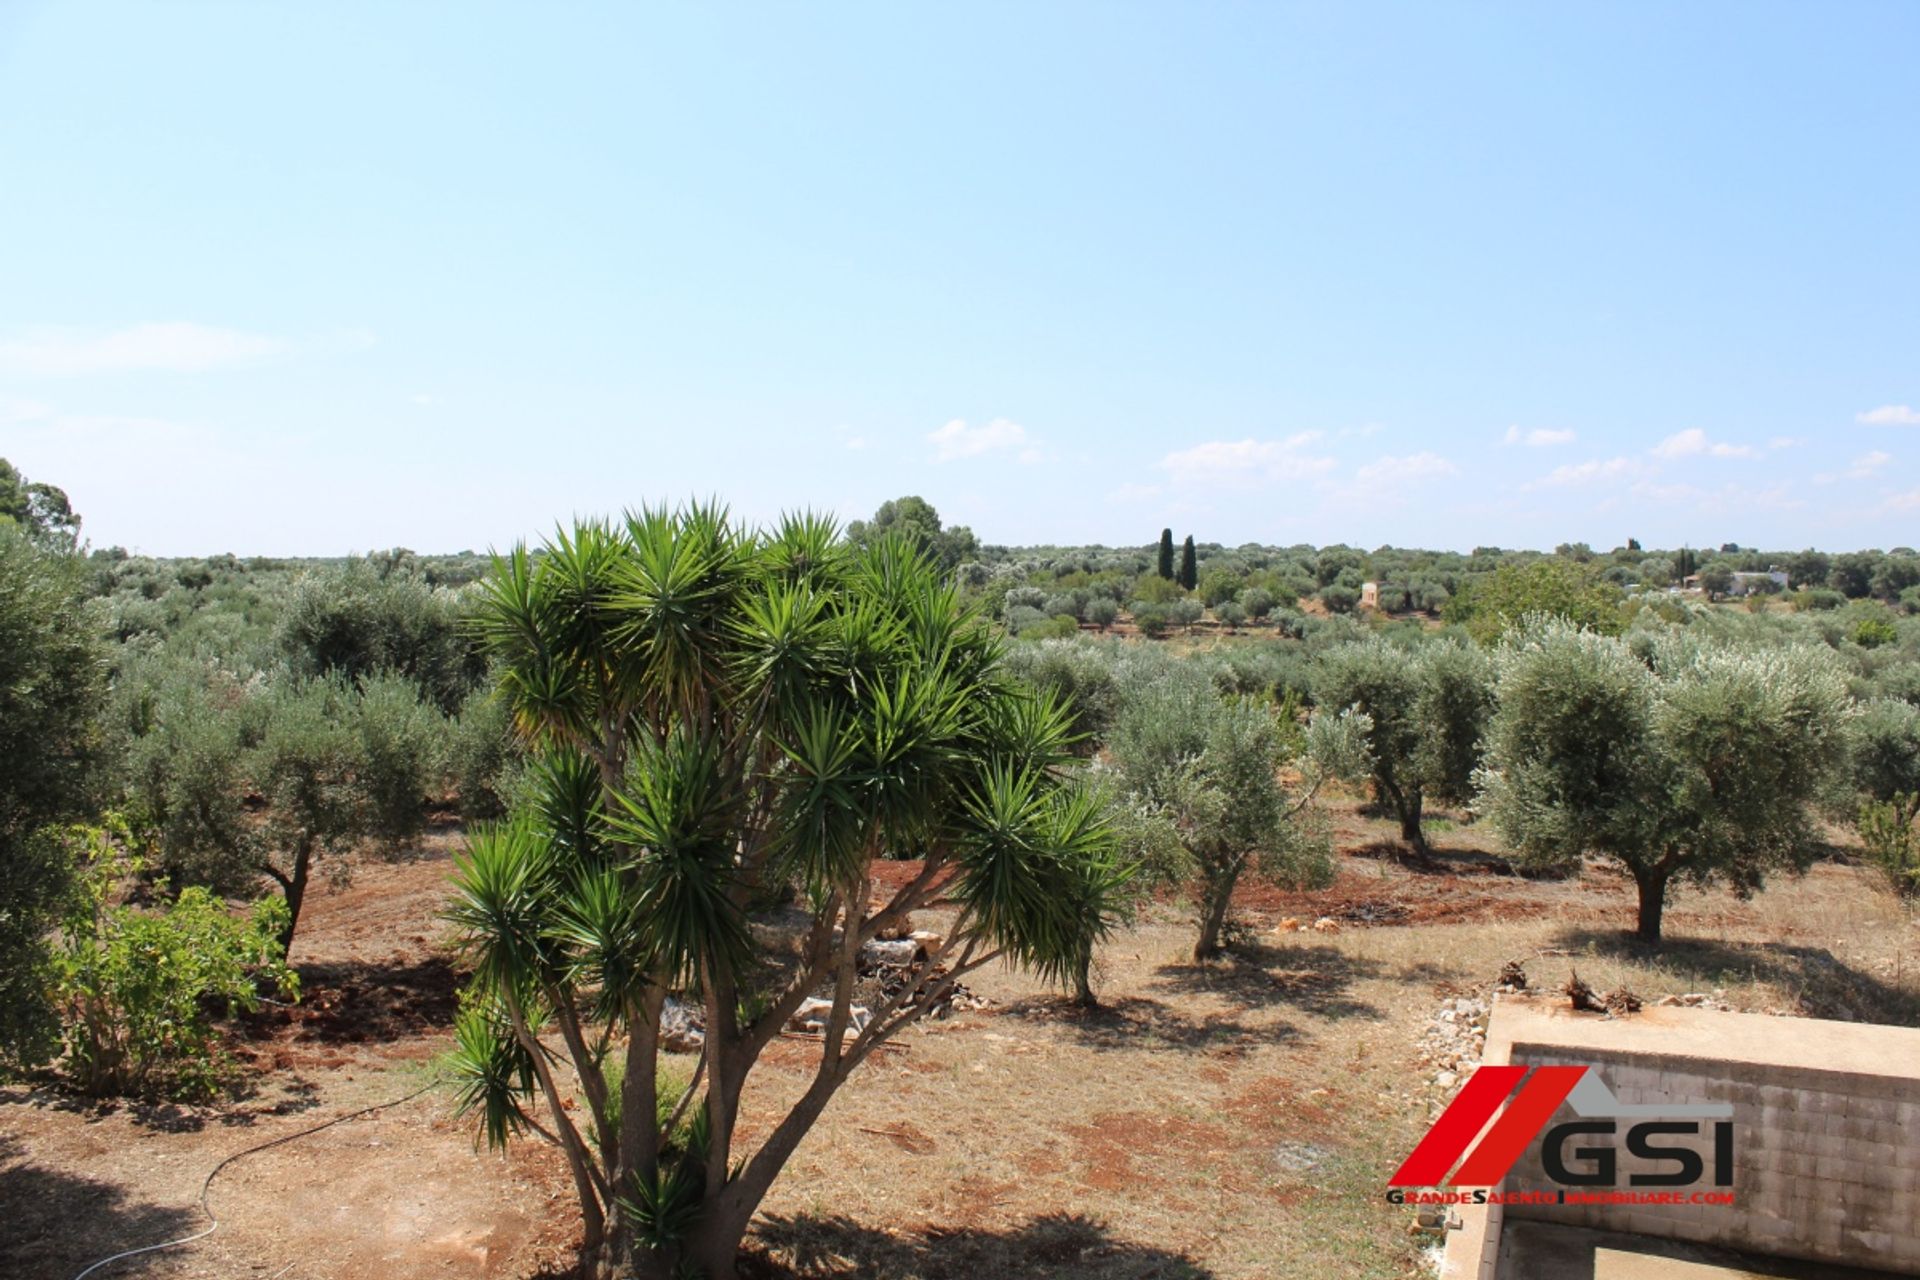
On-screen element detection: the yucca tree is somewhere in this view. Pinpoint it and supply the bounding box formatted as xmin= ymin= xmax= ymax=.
xmin=448 ymin=505 xmax=1125 ymax=1279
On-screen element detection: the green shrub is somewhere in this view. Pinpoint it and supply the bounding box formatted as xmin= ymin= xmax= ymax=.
xmin=1793 ymin=588 xmax=1845 ymax=612
xmin=1850 ymin=606 xmax=1899 ymax=649
xmin=449 ymin=685 xmax=522 ymax=819
xmin=1858 ymin=797 xmax=1920 ymax=899
xmin=1318 ymin=583 xmax=1360 ymax=614
xmin=54 ymin=821 xmax=297 ymax=1098
xmin=276 ymin=557 xmax=484 ymax=712
xmin=0 ymin=526 xmax=106 ymax=1069
xmin=353 ymin=674 xmax=445 ymax=849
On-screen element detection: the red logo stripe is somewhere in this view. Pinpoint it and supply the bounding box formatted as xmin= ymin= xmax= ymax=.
xmin=1387 ymin=1065 xmax=1527 ymax=1186
xmin=1451 ymin=1065 xmax=1587 ymax=1186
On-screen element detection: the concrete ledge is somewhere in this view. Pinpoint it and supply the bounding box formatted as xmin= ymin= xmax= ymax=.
xmin=1441 ymin=996 xmax=1920 ymax=1278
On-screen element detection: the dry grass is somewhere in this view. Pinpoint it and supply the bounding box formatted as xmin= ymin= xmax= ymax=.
xmin=7 ymin=794 xmax=1916 ymax=1280
xmin=737 ymin=796 xmax=1920 ymax=1280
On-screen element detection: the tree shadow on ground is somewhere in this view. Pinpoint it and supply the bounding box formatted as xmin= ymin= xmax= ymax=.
xmin=742 ymin=1211 xmax=1218 ymax=1279
xmin=1151 ymin=942 xmax=1385 ymax=1023
xmin=0 ymin=1131 xmax=200 ymax=1280
xmin=11 ymin=1067 xmax=325 ymax=1136
xmin=995 ymin=993 xmax=1303 ymax=1053
xmin=238 ymin=955 xmax=462 ymax=1045
xmin=1551 ymin=927 xmax=1920 ymax=1027
xmin=114 ymin=1075 xmax=325 ymax=1134
xmin=1346 ymin=837 xmax=1566 ymax=881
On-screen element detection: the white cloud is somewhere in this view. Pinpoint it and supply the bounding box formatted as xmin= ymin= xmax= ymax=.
xmin=0 ymin=322 xmax=288 ymax=376
xmin=1526 ymin=456 xmax=1646 ymax=489
xmin=1503 ymin=425 xmax=1577 ymax=447
xmin=1817 ymin=450 xmax=1893 ymax=484
xmin=927 ymin=417 xmax=1037 ymax=463
xmin=1860 ymin=405 xmax=1920 ymax=426
xmin=1630 ymin=479 xmax=1804 ymax=515
xmin=1353 ymin=451 xmax=1458 ymax=486
xmin=1650 ymin=428 xmax=1755 ymax=459
xmin=1158 ymin=433 xmax=1336 ymax=487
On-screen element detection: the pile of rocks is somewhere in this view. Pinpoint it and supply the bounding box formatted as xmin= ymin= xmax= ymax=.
xmin=660 ymin=997 xmax=705 ymax=1053
xmin=858 ymin=934 xmax=991 ymax=1020
xmin=1418 ymin=994 xmax=1489 ymax=1095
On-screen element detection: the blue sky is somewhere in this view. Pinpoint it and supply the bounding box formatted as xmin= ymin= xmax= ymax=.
xmin=2 ymin=2 xmax=1916 ymax=556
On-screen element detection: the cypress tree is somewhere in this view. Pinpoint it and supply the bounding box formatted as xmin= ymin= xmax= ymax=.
xmin=1157 ymin=529 xmax=1175 ymax=580
xmin=1178 ymin=536 xmax=1198 ymax=591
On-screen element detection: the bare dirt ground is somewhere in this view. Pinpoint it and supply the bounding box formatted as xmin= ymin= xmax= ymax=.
xmin=5 ymin=797 xmax=1917 ymax=1280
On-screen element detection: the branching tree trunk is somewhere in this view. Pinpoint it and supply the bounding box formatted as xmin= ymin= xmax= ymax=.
xmin=452 ymin=510 xmax=1127 ymax=1279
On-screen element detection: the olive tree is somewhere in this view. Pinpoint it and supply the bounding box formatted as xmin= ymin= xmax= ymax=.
xmin=1851 ymin=697 xmax=1920 ymax=827
xmin=1106 ymin=654 xmax=1367 ymax=960
xmin=450 ymin=508 xmax=1125 ymax=1279
xmin=118 ymin=663 xmax=445 ymax=952
xmin=1312 ymin=637 xmax=1492 ymax=859
xmin=0 ymin=527 xmax=106 ymax=1067
xmin=1476 ymin=621 xmax=1853 ymax=942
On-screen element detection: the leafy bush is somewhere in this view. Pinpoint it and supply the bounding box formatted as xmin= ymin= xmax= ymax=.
xmin=1240 ymin=587 xmax=1275 ymax=621
xmin=1041 ymin=593 xmax=1084 ymax=621
xmin=0 ymin=526 xmax=106 ymax=1069
xmin=1132 ymin=603 xmax=1170 ymax=638
xmin=1442 ymin=560 xmax=1625 ymax=642
xmin=1792 ymin=588 xmax=1845 ymax=612
xmin=276 ymin=557 xmax=485 ymax=712
xmin=1198 ymin=568 xmax=1244 ymax=607
xmin=448 ymin=685 xmax=522 ymax=819
xmin=1085 ymin=597 xmax=1119 ymax=630
xmin=54 ymin=822 xmax=297 ymax=1098
xmin=1850 ymin=606 xmax=1899 ymax=649
xmin=1858 ymin=798 xmax=1920 ymax=899
xmin=1002 ymin=585 xmax=1048 ymax=614
xmin=1318 ymin=583 xmax=1360 ymax=614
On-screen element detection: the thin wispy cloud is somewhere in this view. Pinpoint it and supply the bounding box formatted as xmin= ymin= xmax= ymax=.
xmin=1503 ymin=425 xmax=1576 ymax=447
xmin=1859 ymin=405 xmax=1920 ymax=427
xmin=1525 ymin=456 xmax=1647 ymax=489
xmin=1650 ymin=428 xmax=1755 ymax=459
xmin=1631 ymin=480 xmax=1805 ymax=515
xmin=1815 ymin=451 xmax=1892 ymax=484
xmin=927 ymin=417 xmax=1040 ymax=463
xmin=1353 ymin=451 xmax=1458 ymax=486
xmin=1158 ymin=433 xmax=1335 ymax=487
xmin=0 ymin=322 xmax=287 ymax=376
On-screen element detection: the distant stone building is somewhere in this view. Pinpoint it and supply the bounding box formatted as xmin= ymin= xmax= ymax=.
xmin=1359 ymin=581 xmax=1379 ymax=610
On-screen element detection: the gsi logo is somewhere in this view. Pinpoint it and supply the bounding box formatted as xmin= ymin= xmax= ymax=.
xmin=1390 ymin=1065 xmax=1735 ymax=1189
